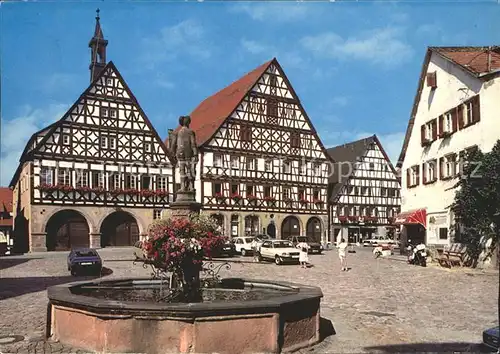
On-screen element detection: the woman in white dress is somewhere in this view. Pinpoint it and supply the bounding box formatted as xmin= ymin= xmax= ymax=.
xmin=296 ymin=241 xmax=310 ymax=268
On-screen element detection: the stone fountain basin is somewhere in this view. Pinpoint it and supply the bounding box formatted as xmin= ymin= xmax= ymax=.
xmin=47 ymin=277 xmax=323 ymax=353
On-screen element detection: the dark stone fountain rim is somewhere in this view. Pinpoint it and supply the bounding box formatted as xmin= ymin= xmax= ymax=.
xmin=47 ymin=277 xmax=323 ymax=318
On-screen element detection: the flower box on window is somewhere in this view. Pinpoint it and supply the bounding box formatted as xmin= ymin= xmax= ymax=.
xmin=155 ymin=190 xmax=168 ymax=198
xmin=140 ymin=190 xmax=157 ymax=198
xmin=124 ymin=189 xmax=140 ymax=196
xmin=36 ymin=184 xmax=57 ymax=193
xmin=214 ymin=193 xmax=225 ymax=203
xmin=347 ymin=216 xmax=358 ymax=222
xmin=338 ymin=216 xmax=348 ymax=223
xmin=283 ymin=197 xmax=293 ymax=205
xmin=246 ymin=194 xmax=257 ymax=204
xmin=299 ymin=198 xmax=309 ymax=206
xmin=232 ymin=193 xmax=243 ymax=203
xmin=263 ymin=196 xmax=276 ymax=205
xmin=38 ymin=184 xmax=75 ymax=193
xmin=110 ymin=189 xmax=124 ymax=197
xmin=313 ymin=198 xmax=323 ymax=206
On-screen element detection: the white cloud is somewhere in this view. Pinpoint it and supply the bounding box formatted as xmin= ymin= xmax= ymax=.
xmin=416 ymin=23 xmax=468 ymax=45
xmin=319 ymin=130 xmax=405 ymax=164
xmin=230 ymin=3 xmax=312 ymax=23
xmin=140 ymin=20 xmax=211 ymax=69
xmin=300 ymin=27 xmax=413 ymax=66
xmin=0 ymin=104 xmax=68 ymax=185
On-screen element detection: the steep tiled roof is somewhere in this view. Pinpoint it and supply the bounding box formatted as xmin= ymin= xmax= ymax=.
xmin=397 ymin=46 xmax=500 ymax=168
xmin=166 ymin=59 xmax=274 ymax=148
xmin=326 ymin=136 xmax=375 ymax=203
xmin=432 ymin=46 xmax=500 ymax=75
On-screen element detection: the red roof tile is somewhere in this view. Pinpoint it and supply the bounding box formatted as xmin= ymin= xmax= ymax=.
xmin=166 ymin=59 xmax=274 ymax=147
xmin=433 ymin=46 xmax=500 ymax=75
xmin=0 ymin=187 xmax=13 ymax=213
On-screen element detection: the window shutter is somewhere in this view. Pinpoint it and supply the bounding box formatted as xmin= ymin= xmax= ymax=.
xmin=422 ymin=163 xmax=427 ymax=184
xmin=416 ymin=165 xmax=420 ymax=185
xmin=431 ymin=119 xmax=438 ymax=140
xmin=439 ymin=157 xmax=444 ymax=179
xmin=420 ymin=125 xmax=426 ymax=145
xmin=406 ymin=169 xmax=410 ymax=187
xmin=457 ymin=105 xmax=464 ymax=130
xmin=472 ymin=95 xmax=481 ymax=123
xmin=438 ymin=115 xmax=444 ymax=136
xmin=452 ymin=108 xmax=458 ymax=132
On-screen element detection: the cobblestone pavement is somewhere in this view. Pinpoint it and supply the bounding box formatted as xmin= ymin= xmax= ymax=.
xmin=0 ymin=247 xmax=498 ymax=353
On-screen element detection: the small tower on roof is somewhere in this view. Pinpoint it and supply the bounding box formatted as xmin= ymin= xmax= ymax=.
xmin=88 ymin=8 xmax=108 ymax=83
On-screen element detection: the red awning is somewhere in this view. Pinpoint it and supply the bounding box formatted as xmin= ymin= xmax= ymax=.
xmin=394 ymin=209 xmax=427 ymax=228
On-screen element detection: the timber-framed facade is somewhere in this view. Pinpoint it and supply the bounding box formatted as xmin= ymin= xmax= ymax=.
xmin=327 ymin=135 xmax=401 ymax=244
xmin=168 ymin=59 xmax=331 ymax=242
xmin=10 ymin=12 xmax=173 ymax=252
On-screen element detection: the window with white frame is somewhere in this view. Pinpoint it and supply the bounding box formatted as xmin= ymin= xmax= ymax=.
xmin=282 ymin=161 xmax=291 ymax=173
xmin=410 ymin=166 xmax=418 ymax=186
xmin=92 ymin=171 xmax=105 ymax=188
xmin=443 ymin=155 xmax=456 ymax=178
xmin=264 ymin=159 xmax=272 ymax=172
xmin=40 ymin=167 xmax=53 ymax=185
xmin=153 ymin=209 xmax=162 ymax=220
xmin=313 ymin=163 xmax=321 ymax=176
xmin=57 ymin=168 xmax=71 ymax=186
xmin=109 ymin=137 xmax=117 ymax=149
xmin=230 ymin=156 xmax=239 ymax=168
xmin=246 ymin=157 xmax=255 ymax=170
xmin=62 ymin=134 xmax=70 ymax=145
xmin=100 ymin=137 xmax=108 ymax=149
xmin=112 ymin=174 xmax=120 ymax=189
xmin=213 ymin=154 xmax=222 ymax=167
xmin=109 ymin=109 xmax=117 ymax=118
xmin=157 ymin=176 xmax=166 ymax=190
xmin=425 ymin=161 xmax=436 ymax=182
xmin=126 ymin=175 xmax=137 ymax=189
xmin=466 ymin=101 xmax=474 ymax=125
xmin=282 ymin=187 xmax=291 ymax=200
xmin=444 ymin=112 xmax=453 ymax=132
xmin=106 ymin=78 xmax=113 ymax=86
xmin=75 ymin=170 xmax=89 ymax=187
xmin=298 ymin=160 xmax=306 ymax=175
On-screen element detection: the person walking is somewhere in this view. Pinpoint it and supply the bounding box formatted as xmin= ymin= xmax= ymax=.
xmin=251 ymin=238 xmax=259 ymax=262
xmin=337 ymin=238 xmax=348 ymax=271
xmin=296 ymin=240 xmax=310 ymax=268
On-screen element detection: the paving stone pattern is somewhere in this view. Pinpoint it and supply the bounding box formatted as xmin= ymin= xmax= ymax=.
xmin=0 ymin=247 xmax=497 ymax=353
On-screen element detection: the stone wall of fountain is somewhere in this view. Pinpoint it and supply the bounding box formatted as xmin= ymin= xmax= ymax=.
xmin=47 ymin=278 xmax=323 ymax=353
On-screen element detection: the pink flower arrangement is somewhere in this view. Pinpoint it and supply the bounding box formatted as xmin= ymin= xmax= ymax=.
xmin=142 ymin=215 xmax=227 ymax=273
xmin=231 ymin=193 xmax=242 ymax=202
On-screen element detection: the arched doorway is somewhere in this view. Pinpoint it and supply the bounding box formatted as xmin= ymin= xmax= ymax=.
xmin=281 ymin=216 xmax=300 ymax=239
xmin=46 ymin=210 xmax=89 ymax=251
xmin=244 ymin=215 xmax=260 ymax=236
xmin=211 ymin=214 xmax=225 ymax=235
xmin=267 ymin=222 xmax=276 ymax=238
xmin=306 ymin=217 xmax=322 ymax=243
xmin=100 ymin=211 xmax=139 ymax=247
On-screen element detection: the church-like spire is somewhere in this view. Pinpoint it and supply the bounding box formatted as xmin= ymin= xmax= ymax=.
xmin=88 ymin=8 xmax=108 ymax=83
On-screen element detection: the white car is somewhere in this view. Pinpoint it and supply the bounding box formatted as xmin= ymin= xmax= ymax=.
xmin=258 ymin=240 xmax=300 ymax=265
xmin=133 ymin=240 xmax=147 ymax=260
xmin=232 ymin=237 xmax=255 ymax=256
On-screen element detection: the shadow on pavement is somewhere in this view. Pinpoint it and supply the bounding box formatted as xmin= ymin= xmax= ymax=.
xmin=320 ymin=317 xmax=336 ymax=341
xmin=0 ymin=267 xmax=113 ymax=300
xmin=0 ymin=257 xmax=41 ymax=270
xmin=364 ymin=342 xmax=491 ymax=353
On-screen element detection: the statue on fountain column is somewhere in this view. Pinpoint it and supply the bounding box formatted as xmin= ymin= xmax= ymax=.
xmin=170 ymin=115 xmax=199 ymax=195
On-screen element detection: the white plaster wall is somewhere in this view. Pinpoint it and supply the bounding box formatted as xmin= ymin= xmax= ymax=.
xmin=401 ymin=51 xmax=500 ymax=243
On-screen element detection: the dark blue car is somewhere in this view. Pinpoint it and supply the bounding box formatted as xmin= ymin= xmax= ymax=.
xmin=67 ymin=248 xmax=102 ymax=276
xmin=483 ymin=326 xmax=499 ymax=352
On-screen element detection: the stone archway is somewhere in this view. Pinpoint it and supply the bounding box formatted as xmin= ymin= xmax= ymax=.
xmin=100 ymin=211 xmax=139 ymax=247
xmin=45 ymin=210 xmax=90 ymax=251
xmin=306 ymin=217 xmax=322 ymax=243
xmin=210 ymin=214 xmax=225 ymax=235
xmin=281 ymin=216 xmax=300 ymax=240
xmin=244 ymin=215 xmax=260 ymax=236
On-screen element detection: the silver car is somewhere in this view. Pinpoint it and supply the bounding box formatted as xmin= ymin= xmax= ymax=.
xmin=133 ymin=240 xmax=147 ymax=261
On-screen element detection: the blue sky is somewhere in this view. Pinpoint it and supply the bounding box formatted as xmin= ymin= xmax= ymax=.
xmin=1 ymin=1 xmax=500 ymax=185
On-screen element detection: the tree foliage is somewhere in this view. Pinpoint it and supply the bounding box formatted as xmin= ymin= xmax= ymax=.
xmin=452 ymin=141 xmax=500 ymax=264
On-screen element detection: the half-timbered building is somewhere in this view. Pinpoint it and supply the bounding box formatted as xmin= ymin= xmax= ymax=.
xmin=168 ymin=58 xmax=331 ymax=242
xmin=9 ymin=12 xmax=173 ymax=252
xmin=396 ymin=46 xmax=500 ymax=249
xmin=327 ymin=135 xmax=401 ymax=244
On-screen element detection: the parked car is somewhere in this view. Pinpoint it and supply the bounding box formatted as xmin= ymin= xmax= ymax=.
xmin=290 ymin=236 xmax=322 ymax=254
xmin=67 ymin=248 xmax=102 ymax=276
xmin=212 ymin=240 xmax=236 ymax=257
xmin=362 ymin=239 xmax=372 ymax=247
xmin=233 ymin=236 xmax=255 ymax=256
xmin=482 ymin=326 xmax=499 ymax=351
xmin=258 ymin=240 xmax=300 ymax=265
xmin=254 ymin=234 xmax=274 ymax=251
xmin=133 ymin=240 xmax=147 ymax=261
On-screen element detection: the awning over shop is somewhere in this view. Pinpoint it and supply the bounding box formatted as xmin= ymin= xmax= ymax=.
xmin=394 ymin=209 xmax=427 ymax=228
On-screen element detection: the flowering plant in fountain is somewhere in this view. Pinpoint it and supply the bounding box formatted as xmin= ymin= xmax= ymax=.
xmin=142 ymin=215 xmax=227 ymax=274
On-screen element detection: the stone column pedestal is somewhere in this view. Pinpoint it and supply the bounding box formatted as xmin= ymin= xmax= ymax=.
xmin=170 ymin=191 xmax=202 ymax=219
xmin=89 ymin=233 xmax=101 ymax=249
xmin=31 ymin=232 xmax=47 ymax=252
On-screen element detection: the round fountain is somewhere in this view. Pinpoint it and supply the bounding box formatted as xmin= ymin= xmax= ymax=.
xmin=46 ymin=275 xmax=323 ymax=353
